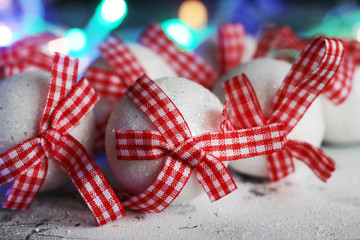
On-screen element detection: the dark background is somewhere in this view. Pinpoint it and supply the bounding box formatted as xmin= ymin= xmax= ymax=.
xmin=41 ymin=0 xmax=360 ymax=35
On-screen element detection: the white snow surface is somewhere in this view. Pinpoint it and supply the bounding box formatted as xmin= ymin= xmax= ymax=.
xmin=0 ymin=145 xmax=359 ymax=239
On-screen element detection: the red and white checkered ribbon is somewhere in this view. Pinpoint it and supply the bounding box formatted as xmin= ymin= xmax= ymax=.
xmin=0 ymin=33 xmax=56 ymax=79
xmin=254 ymin=26 xmax=354 ymax=105
xmin=223 ymin=36 xmax=344 ymax=182
xmin=0 ymin=53 xmax=125 ymax=225
xmin=115 ymin=75 xmax=286 ymax=212
xmin=217 ymin=23 xmax=245 ymax=75
xmin=87 ymin=21 xmax=218 ymax=152
xmin=253 ymin=26 xmax=306 ymax=58
xmin=86 ymin=36 xmax=145 ymax=152
xmin=139 ymin=22 xmax=217 ymax=90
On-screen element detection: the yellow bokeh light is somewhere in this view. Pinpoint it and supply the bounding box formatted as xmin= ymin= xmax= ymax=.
xmin=179 ymin=0 xmax=208 ymax=29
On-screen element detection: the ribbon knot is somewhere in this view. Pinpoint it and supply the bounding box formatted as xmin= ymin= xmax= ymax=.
xmin=115 ymin=74 xmax=286 ymax=212
xmin=0 ymin=52 xmax=125 ymax=225
xmin=223 ymin=36 xmax=344 ymax=182
xmin=170 ymin=139 xmax=205 ymax=168
xmin=40 ymin=129 xmax=62 ymax=158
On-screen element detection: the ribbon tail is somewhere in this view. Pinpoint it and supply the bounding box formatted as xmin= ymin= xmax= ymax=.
xmin=53 ymin=135 xmax=125 ymax=225
xmin=287 ymin=140 xmax=335 ymax=182
xmin=3 ymin=159 xmax=47 ymax=210
xmin=196 ymin=154 xmax=236 ymax=202
xmin=123 ymin=157 xmax=191 ymax=213
xmin=267 ymin=149 xmax=294 ymax=182
xmin=0 ymin=138 xmax=42 ymax=185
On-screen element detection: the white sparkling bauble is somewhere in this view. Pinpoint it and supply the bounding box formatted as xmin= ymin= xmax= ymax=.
xmin=0 ymin=71 xmax=95 ymax=191
xmin=90 ymin=43 xmax=178 ymax=144
xmin=213 ymin=58 xmax=325 ymax=178
xmin=105 ymin=77 xmax=224 ymax=204
xmin=322 ymin=66 xmax=360 ymax=145
xmin=195 ymin=35 xmax=257 ymax=73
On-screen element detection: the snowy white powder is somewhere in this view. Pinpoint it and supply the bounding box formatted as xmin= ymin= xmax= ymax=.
xmin=105 ymin=77 xmax=224 ymax=203
xmin=0 ymin=71 xmax=95 ymax=191
xmin=213 ymin=58 xmax=325 ymax=178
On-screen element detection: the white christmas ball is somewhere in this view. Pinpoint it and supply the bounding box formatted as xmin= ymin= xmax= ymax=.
xmin=322 ymin=66 xmax=360 ymax=145
xmin=213 ymin=58 xmax=325 ymax=178
xmin=0 ymin=71 xmax=95 ymax=191
xmin=90 ymin=43 xmax=178 ymax=145
xmin=195 ymin=34 xmax=257 ymax=74
xmin=105 ymin=77 xmax=224 ymax=204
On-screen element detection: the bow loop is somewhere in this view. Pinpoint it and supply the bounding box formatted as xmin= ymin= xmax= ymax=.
xmin=269 ymin=36 xmax=344 ymax=133
xmin=39 ymin=52 xmax=79 ymax=134
xmin=255 ymin=26 xmax=352 ymax=106
xmin=139 ymin=22 xmax=217 ymax=89
xmin=49 ymin=77 xmax=99 ymax=134
xmin=223 ymin=73 xmax=267 ymax=129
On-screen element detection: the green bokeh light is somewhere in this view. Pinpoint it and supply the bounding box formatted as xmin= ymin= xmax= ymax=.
xmin=65 ymin=28 xmax=87 ymax=51
xmin=162 ymin=19 xmax=195 ymax=50
xmin=100 ymin=0 xmax=127 ymax=23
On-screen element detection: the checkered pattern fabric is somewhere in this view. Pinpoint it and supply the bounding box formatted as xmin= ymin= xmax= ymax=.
xmin=0 ymin=33 xmax=55 ymax=78
xmin=98 ymin=36 xmax=145 ymax=87
xmin=115 ymin=75 xmax=286 ymax=212
xmin=323 ymin=53 xmax=355 ymax=105
xmin=254 ymin=26 xmax=356 ymax=105
xmin=0 ymin=53 xmax=125 ymax=225
xmin=223 ymin=36 xmax=343 ymax=182
xmin=217 ymin=24 xmax=245 ymax=75
xmin=86 ymin=36 xmax=147 ymax=153
xmin=85 ymin=66 xmax=128 ymax=153
xmin=253 ymin=26 xmax=306 ymax=58
xmin=139 ymin=22 xmax=217 ymax=90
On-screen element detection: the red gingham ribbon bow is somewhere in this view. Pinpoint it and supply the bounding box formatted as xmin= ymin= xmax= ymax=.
xmin=223 ymin=36 xmax=344 ymax=182
xmin=0 ymin=33 xmax=56 ymax=79
xmin=0 ymin=53 xmax=125 ymax=225
xmin=254 ymin=26 xmax=354 ymax=105
xmin=115 ymin=75 xmax=286 ymax=212
xmin=217 ymin=23 xmax=245 ymax=75
xmin=139 ymin=22 xmax=217 ymax=90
